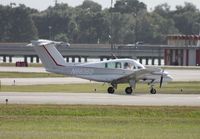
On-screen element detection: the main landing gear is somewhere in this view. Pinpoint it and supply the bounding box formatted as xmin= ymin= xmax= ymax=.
xmin=107 ymin=86 xmax=133 ymax=94
xmin=125 ymin=87 xmax=133 ymax=94
xmin=107 ymin=87 xmax=115 ymax=94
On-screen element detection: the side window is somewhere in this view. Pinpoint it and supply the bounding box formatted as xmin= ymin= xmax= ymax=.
xmin=105 ymin=63 xmax=108 ymax=68
xmin=106 ymin=62 xmax=115 ymax=69
xmin=115 ymin=62 xmax=121 ymax=68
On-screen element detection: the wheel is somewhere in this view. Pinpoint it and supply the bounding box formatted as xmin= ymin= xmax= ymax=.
xmin=107 ymin=87 xmax=115 ymax=94
xmin=125 ymin=87 xmax=133 ymax=95
xmin=150 ymin=88 xmax=156 ymax=94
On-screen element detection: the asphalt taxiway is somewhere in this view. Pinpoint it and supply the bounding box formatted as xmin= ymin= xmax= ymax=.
xmin=0 ymin=92 xmax=200 ymax=106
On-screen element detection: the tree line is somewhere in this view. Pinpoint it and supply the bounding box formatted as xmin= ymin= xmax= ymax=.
xmin=0 ymin=0 xmax=200 ymax=44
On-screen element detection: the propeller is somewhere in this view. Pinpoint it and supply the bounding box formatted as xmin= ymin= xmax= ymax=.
xmin=159 ymin=69 xmax=164 ymax=88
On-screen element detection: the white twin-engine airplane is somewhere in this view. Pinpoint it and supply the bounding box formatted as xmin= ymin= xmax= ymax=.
xmin=30 ymin=39 xmax=173 ymax=94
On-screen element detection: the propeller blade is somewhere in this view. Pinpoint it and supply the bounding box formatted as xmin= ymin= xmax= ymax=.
xmin=159 ymin=69 xmax=164 ymax=88
xmin=160 ymin=75 xmax=163 ymax=88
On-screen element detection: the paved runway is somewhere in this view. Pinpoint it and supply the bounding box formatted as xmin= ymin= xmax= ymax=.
xmin=0 ymin=92 xmax=200 ymax=106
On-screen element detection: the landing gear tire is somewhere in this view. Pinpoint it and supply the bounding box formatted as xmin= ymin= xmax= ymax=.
xmin=125 ymin=87 xmax=133 ymax=95
xmin=150 ymin=88 xmax=156 ymax=94
xmin=107 ymin=87 xmax=115 ymax=94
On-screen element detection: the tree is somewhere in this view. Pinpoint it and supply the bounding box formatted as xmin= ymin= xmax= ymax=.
xmin=10 ymin=5 xmax=38 ymax=41
xmin=78 ymin=0 xmax=102 ymax=12
xmin=148 ymin=12 xmax=179 ymax=44
xmin=0 ymin=4 xmax=38 ymax=42
xmin=1 ymin=1 xmax=200 ymax=44
xmin=67 ymin=20 xmax=79 ymax=43
xmin=0 ymin=5 xmax=12 ymax=41
xmin=75 ymin=2 xmax=109 ymax=43
xmin=154 ymin=3 xmax=171 ymax=18
xmin=54 ymin=33 xmax=69 ymax=42
xmin=113 ymin=0 xmax=146 ymax=14
xmin=33 ymin=4 xmax=73 ymax=40
xmin=172 ymin=2 xmax=200 ymax=34
xmin=111 ymin=0 xmax=147 ymax=44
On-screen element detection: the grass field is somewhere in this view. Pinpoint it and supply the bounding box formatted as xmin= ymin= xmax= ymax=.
xmin=0 ymin=63 xmax=43 ymax=67
xmin=0 ymin=72 xmax=64 ymax=78
xmin=0 ymin=82 xmax=200 ymax=94
xmin=0 ymin=105 xmax=199 ymax=139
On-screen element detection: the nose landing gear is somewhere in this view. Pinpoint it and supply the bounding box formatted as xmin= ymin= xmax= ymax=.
xmin=150 ymin=86 xmax=157 ymax=94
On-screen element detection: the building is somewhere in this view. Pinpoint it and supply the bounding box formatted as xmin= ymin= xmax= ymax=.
xmin=165 ymin=35 xmax=200 ymax=66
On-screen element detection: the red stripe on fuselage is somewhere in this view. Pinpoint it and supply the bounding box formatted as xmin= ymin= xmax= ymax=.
xmin=43 ymin=45 xmax=64 ymax=67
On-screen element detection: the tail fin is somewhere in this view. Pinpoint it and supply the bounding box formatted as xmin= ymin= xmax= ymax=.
xmin=30 ymin=39 xmax=67 ymax=70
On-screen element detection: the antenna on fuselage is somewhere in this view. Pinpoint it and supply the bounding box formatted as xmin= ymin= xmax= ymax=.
xmin=111 ymin=53 xmax=118 ymax=59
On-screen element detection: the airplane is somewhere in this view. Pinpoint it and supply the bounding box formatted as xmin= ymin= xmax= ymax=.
xmin=29 ymin=39 xmax=173 ymax=94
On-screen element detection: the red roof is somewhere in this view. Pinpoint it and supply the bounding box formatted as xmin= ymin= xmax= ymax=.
xmin=167 ymin=35 xmax=200 ymax=40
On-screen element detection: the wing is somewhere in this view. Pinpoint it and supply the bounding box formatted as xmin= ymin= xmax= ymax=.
xmin=113 ymin=67 xmax=161 ymax=84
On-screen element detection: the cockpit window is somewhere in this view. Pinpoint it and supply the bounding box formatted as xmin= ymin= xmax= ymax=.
xmin=137 ymin=66 xmax=143 ymax=69
xmin=124 ymin=62 xmax=133 ymax=69
xmin=124 ymin=63 xmax=129 ymax=69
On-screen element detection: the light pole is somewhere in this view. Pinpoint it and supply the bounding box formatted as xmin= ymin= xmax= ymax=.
xmin=134 ymin=13 xmax=137 ymax=45
xmin=110 ymin=0 xmax=114 ymax=50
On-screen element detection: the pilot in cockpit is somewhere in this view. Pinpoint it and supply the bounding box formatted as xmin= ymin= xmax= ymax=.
xmin=124 ymin=62 xmax=131 ymax=69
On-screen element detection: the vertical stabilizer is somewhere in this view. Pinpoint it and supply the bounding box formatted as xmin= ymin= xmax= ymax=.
xmin=30 ymin=39 xmax=67 ymax=70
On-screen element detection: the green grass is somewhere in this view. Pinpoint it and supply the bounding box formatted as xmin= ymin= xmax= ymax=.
xmin=0 ymin=63 xmax=42 ymax=67
xmin=0 ymin=72 xmax=64 ymax=78
xmin=0 ymin=82 xmax=200 ymax=94
xmin=0 ymin=105 xmax=199 ymax=139
xmin=158 ymin=66 xmax=200 ymax=70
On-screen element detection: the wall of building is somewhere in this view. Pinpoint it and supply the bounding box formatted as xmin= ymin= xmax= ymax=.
xmin=165 ymin=35 xmax=200 ymax=66
xmin=188 ymin=49 xmax=196 ymax=66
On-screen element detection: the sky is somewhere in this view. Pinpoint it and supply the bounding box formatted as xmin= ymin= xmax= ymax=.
xmin=1 ymin=0 xmax=200 ymax=11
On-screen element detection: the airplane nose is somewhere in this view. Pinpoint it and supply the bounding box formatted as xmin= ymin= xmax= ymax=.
xmin=166 ymin=75 xmax=173 ymax=82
